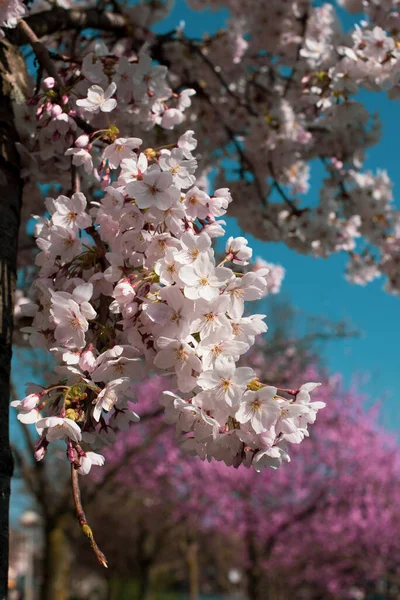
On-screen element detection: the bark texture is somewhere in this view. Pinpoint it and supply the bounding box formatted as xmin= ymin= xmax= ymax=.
xmin=0 ymin=39 xmax=25 ymax=600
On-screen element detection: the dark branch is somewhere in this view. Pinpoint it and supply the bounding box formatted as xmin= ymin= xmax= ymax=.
xmin=9 ymin=8 xmax=130 ymax=45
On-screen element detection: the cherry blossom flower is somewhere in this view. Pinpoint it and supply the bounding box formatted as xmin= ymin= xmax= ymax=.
xmin=127 ymin=169 xmax=180 ymax=210
xmin=76 ymin=83 xmax=117 ymax=114
xmin=65 ymin=148 xmax=94 ymax=173
xmin=236 ymin=387 xmax=281 ymax=434
xmin=198 ymin=360 xmax=254 ymax=407
xmin=92 ymin=378 xmax=132 ymax=421
xmin=225 ymin=236 xmax=253 ymax=265
xmin=77 ymin=452 xmax=105 ymax=475
xmin=10 ymin=393 xmax=40 ymax=424
xmin=103 ymin=137 xmax=142 ymax=169
xmin=180 ymin=254 xmax=232 ymax=301
xmin=52 ymin=193 xmax=92 ymax=229
xmin=51 ymin=289 xmax=96 ymax=349
xmin=36 ymin=417 xmax=82 ymax=443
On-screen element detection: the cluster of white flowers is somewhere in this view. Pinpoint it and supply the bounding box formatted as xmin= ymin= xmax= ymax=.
xmin=158 ymin=0 xmax=400 ymax=294
xmin=17 ymin=43 xmax=195 ymax=182
xmin=13 ymin=54 xmax=324 ymax=473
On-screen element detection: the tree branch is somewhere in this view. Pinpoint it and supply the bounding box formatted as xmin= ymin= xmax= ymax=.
xmin=71 ymin=465 xmax=108 ymax=568
xmin=9 ymin=8 xmax=130 ymax=45
xmin=16 ymin=19 xmax=62 ymax=85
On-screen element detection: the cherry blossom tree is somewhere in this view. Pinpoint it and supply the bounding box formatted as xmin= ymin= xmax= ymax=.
xmin=0 ymin=0 xmax=398 ymax=593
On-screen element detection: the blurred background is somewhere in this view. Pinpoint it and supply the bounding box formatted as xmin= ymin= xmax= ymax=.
xmin=8 ymin=0 xmax=400 ymax=599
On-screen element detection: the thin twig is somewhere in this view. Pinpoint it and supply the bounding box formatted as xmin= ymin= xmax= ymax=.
xmin=17 ymin=19 xmax=63 ymax=85
xmin=71 ymin=163 xmax=81 ymax=194
xmin=85 ymin=226 xmax=107 ymax=258
xmin=166 ymin=35 xmax=258 ymax=117
xmin=284 ymin=9 xmax=310 ymax=97
xmin=10 ymin=8 xmax=130 ymax=44
xmin=84 ymin=226 xmax=110 ymax=348
xmin=268 ymin=161 xmax=303 ymax=216
xmin=320 ymin=156 xmax=351 ymax=200
xmin=71 ymin=465 xmax=108 ymax=568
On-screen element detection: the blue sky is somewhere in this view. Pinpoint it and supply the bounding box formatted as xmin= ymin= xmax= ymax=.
xmin=153 ymin=0 xmax=400 ymax=430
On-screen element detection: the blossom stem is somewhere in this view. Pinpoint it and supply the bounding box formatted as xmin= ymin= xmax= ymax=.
xmin=42 ymin=385 xmax=70 ymax=396
xmin=217 ymin=255 xmax=233 ymax=267
xmin=71 ymin=163 xmax=80 ymax=194
xmin=153 ymin=143 xmax=176 ymax=151
xmin=71 ymin=465 xmax=108 ymax=568
xmin=277 ymin=388 xmax=297 ymax=395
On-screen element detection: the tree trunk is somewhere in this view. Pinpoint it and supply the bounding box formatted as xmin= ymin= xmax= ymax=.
xmin=0 ymin=39 xmax=25 ymax=600
xmin=246 ymin=567 xmax=263 ymax=600
xmin=137 ymin=561 xmax=152 ymax=600
xmin=246 ymin=528 xmax=265 ymax=600
xmin=40 ymin=517 xmax=71 ymax=600
xmin=186 ymin=539 xmax=199 ymax=600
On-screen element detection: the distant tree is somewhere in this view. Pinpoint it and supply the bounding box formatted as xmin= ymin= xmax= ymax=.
xmin=73 ymin=369 xmax=400 ymax=600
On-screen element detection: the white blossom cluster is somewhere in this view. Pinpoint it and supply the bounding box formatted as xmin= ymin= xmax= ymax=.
xmin=160 ymin=0 xmax=400 ymax=293
xmin=13 ymin=62 xmax=324 ymax=473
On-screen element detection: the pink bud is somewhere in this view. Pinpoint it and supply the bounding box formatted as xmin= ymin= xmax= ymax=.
xmin=34 ymin=436 xmax=48 ymax=461
xmin=62 ymin=94 xmax=69 ymax=105
xmin=100 ymin=173 xmax=111 ymax=189
xmin=75 ymin=134 xmax=90 ymax=148
xmin=43 ymin=77 xmax=55 ymax=89
xmin=35 ymin=447 xmax=47 ymax=461
xmin=66 ymin=442 xmax=75 ymax=463
xmin=51 ymin=104 xmax=63 ymax=118
xmin=79 ymin=347 xmax=96 ymax=372
xmin=20 ymin=393 xmax=40 ymax=410
xmin=122 ymin=303 xmax=138 ymax=318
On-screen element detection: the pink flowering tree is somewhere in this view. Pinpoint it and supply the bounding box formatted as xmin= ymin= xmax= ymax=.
xmin=226 ymin=373 xmax=400 ymax=600
xmin=0 ymin=0 xmax=397 ymax=593
xmin=76 ymin=371 xmax=400 ymax=600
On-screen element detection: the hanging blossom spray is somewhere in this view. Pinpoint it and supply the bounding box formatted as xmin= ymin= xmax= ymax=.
xmin=12 ymin=42 xmax=324 ymax=565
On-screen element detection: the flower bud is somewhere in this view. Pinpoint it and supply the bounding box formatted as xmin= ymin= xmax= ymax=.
xmin=75 ymin=134 xmax=90 ymax=148
xmin=51 ymin=104 xmax=63 ymax=118
xmin=35 ymin=447 xmax=47 ymax=461
xmin=65 ymin=408 xmax=78 ymax=421
xmin=43 ymin=77 xmax=55 ymax=89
